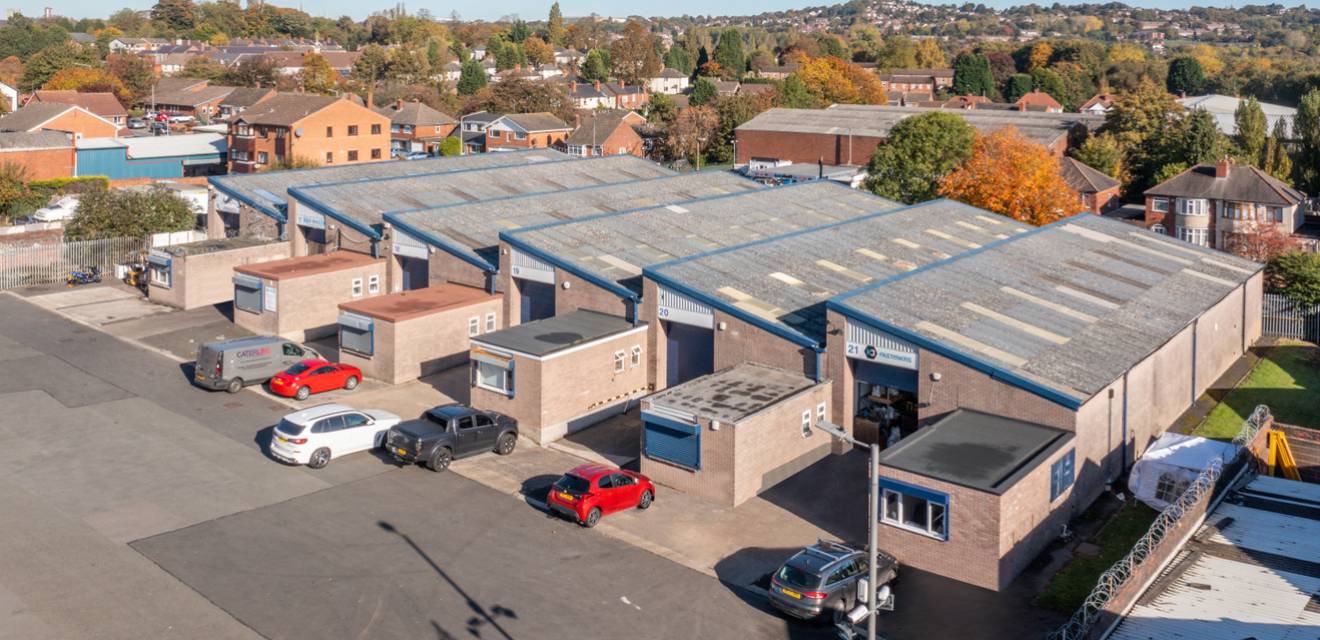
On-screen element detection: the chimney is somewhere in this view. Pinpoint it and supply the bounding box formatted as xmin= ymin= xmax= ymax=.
xmin=1215 ymin=156 xmax=1232 ymax=178
xmin=366 ymin=89 xmax=374 ymax=109
xmin=395 ymin=99 xmax=403 ymax=110
xmin=594 ymin=80 xmax=601 ymax=92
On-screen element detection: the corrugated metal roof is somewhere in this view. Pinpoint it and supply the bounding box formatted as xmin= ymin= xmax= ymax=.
xmin=737 ymin=104 xmax=1101 ymax=148
xmin=1109 ymin=476 xmax=1320 ymax=640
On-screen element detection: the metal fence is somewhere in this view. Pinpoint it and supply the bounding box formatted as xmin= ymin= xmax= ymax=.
xmin=0 ymin=237 xmax=149 ymax=290
xmin=1044 ymin=405 xmax=1272 ymax=640
xmin=1263 ymin=293 xmax=1320 ymax=343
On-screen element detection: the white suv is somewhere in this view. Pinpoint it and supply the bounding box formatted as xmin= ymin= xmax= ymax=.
xmin=270 ymin=403 xmax=400 ymax=468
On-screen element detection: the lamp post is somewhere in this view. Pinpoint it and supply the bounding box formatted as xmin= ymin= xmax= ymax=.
xmin=814 ymin=419 xmax=881 ymax=640
xmin=696 ymin=135 xmax=707 ymax=172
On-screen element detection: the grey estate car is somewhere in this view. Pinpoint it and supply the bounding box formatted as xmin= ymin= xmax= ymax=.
xmin=768 ymin=540 xmax=898 ymax=621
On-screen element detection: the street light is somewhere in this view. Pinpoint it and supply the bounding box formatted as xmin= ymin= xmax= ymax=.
xmin=814 ymin=419 xmax=881 ymax=640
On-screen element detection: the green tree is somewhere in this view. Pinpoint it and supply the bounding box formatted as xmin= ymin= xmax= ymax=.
xmin=65 ymin=187 xmax=194 ymax=241
xmin=1003 ymin=73 xmax=1033 ymax=102
xmin=463 ymin=77 xmax=575 ymax=123
xmin=151 ymin=0 xmax=196 ymax=32
xmin=299 ymin=53 xmax=339 ymax=95
xmin=439 ymin=136 xmax=461 ymax=157
xmin=220 ymin=54 xmax=276 ymax=87
xmin=352 ymin=44 xmax=389 ymax=87
xmin=876 ymin=35 xmax=917 ymax=70
xmin=1263 ymin=117 xmax=1293 ymax=182
xmin=689 ymin=76 xmax=717 ymax=107
xmin=106 ymin=54 xmax=155 ymax=104
xmin=508 ymin=20 xmax=531 ymax=44
xmin=0 ymin=162 xmax=31 ymax=223
xmin=1102 ymin=78 xmax=1182 ymax=194
xmin=180 ymin=55 xmax=227 ymax=80
xmin=864 ymin=111 xmax=976 ymax=204
xmin=1268 ymin=252 xmax=1320 ymax=307
xmin=1295 ymin=90 xmax=1320 ymax=194
xmin=1071 ymin=133 xmax=1124 ymax=179
xmin=951 ymin=51 xmax=994 ymax=97
xmin=0 ymin=14 xmax=70 ymax=60
xmin=547 ymin=2 xmax=565 ymax=46
xmin=664 ymin=46 xmax=693 ymax=75
xmin=609 ymin=20 xmax=661 ymax=86
xmin=20 ymin=43 xmax=96 ymax=92
xmin=775 ymin=75 xmax=815 ymax=108
xmin=1029 ymin=67 xmax=1066 ymax=103
xmin=1166 ymin=56 xmax=1204 ymax=96
xmin=456 ymin=58 xmax=487 ymax=95
xmin=1167 ymin=109 xmax=1226 ymax=167
xmin=1234 ymin=96 xmax=1267 ymax=167
xmin=580 ymin=48 xmax=610 ymax=82
xmin=711 ymin=28 xmax=745 ymax=79
xmin=647 ymin=92 xmax=676 ymax=125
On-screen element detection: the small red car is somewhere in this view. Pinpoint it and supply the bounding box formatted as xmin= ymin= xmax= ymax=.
xmin=269 ymin=359 xmax=361 ymax=400
xmin=546 ymin=463 xmax=655 ymax=528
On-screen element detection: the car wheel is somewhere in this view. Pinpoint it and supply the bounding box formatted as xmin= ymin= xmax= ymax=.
xmin=582 ymin=507 xmax=602 ymax=528
xmin=225 ymin=378 xmax=243 ymax=394
xmin=295 ymin=385 xmax=310 ymax=401
xmin=495 ymin=432 xmax=517 ymax=455
xmin=307 ymin=448 xmax=331 ymax=469
xmin=427 ymin=447 xmax=452 ymax=472
xmin=637 ymin=489 xmax=653 ymax=510
xmin=343 ymin=376 xmax=359 ymax=390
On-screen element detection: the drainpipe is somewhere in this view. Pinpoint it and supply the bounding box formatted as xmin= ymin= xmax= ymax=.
xmin=812 ymin=345 xmax=825 ymax=383
xmin=1121 ymin=372 xmax=1130 ymax=473
xmin=485 ymin=270 xmax=497 ymax=295
xmin=628 ymin=295 xmax=641 ymax=327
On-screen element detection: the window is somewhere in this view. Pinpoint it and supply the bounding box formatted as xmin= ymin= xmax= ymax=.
xmin=880 ymin=479 xmax=949 ymax=540
xmin=468 ymin=317 xmax=480 ymax=336
xmin=1270 ymin=206 xmax=1284 ymax=223
xmin=475 ymin=360 xmax=512 ymax=395
xmin=1223 ymin=202 xmax=1248 ymax=220
xmin=1154 ymin=471 xmax=1191 ymax=505
xmin=342 ymin=413 xmax=370 ymax=429
xmin=348 ymin=150 xmax=359 ymax=161
xmin=614 ymin=350 xmax=626 ymax=372
xmin=149 ymin=264 xmax=170 ymax=287
xmin=597 ymin=474 xmax=615 ymax=490
xmin=401 ymin=125 xmax=412 ymax=134
xmin=801 ymin=410 xmax=812 ymax=438
xmin=351 ymin=278 xmax=363 ymax=297
xmin=326 ymin=126 xmax=333 ymax=137
xmin=257 ymin=151 xmax=268 ymax=164
xmin=1177 ymin=226 xmax=1208 ymax=247
xmin=515 ymin=131 xmax=527 ymax=140
xmin=474 ymin=414 xmax=494 ymax=428
xmin=391 ymin=124 xmax=401 ymax=133
xmin=367 ymin=275 xmax=379 ymax=294
xmin=1150 ymin=198 xmax=1169 ymax=213
xmin=348 ymin=125 xmax=359 ymax=136
xmin=371 ymin=124 xmax=382 ymax=135
xmin=456 ymin=416 xmax=476 ymax=431
xmin=325 ymin=151 xmax=333 ymax=164
xmin=1050 ymin=449 xmax=1076 ymax=501
xmin=1178 ymin=198 xmax=1208 ymax=216
xmin=630 ymin=345 xmax=641 ymax=367
xmin=489 ymin=129 xmax=501 ymax=138
xmin=283 ymin=343 xmax=304 ymax=357
xmin=1151 ymin=224 xmax=1166 ymax=235
xmin=371 ymin=148 xmax=381 ymax=159
xmin=817 ymin=402 xmax=827 ymax=425
xmin=485 ymin=312 xmax=496 ymax=333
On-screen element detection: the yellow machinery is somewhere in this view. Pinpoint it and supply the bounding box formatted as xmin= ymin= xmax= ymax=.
xmin=1260 ymin=430 xmax=1301 ymax=481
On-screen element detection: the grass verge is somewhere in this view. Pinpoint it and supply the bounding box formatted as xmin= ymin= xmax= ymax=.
xmin=1033 ymin=501 xmax=1159 ymax=614
xmin=1195 ymin=342 xmax=1320 ymax=439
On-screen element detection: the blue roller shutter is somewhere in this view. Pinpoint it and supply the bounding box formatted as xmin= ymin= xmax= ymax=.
xmin=643 ymin=412 xmax=700 ymax=470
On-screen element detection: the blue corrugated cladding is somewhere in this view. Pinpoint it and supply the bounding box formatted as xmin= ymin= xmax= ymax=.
xmin=75 ymin=147 xmax=222 ymax=180
xmin=642 ymin=412 xmax=700 ymax=470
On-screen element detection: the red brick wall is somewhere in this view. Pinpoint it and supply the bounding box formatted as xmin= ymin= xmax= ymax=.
xmin=735 ymin=129 xmax=884 ymax=166
xmin=0 ymin=147 xmax=74 ymax=180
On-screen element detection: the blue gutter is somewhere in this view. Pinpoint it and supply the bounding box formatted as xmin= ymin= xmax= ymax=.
xmin=499 ymin=230 xmax=644 ymax=321
xmin=286 ymin=184 xmax=384 ymax=241
xmin=644 ymin=267 xmax=821 ymax=350
xmin=385 ymin=213 xmax=497 ymax=273
xmin=208 ymin=175 xmax=287 ymax=223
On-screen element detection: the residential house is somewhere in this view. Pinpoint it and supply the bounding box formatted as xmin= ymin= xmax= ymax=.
xmin=1014 ymin=90 xmax=1063 ymax=113
xmin=0 ymin=81 xmax=18 ymax=113
xmin=1144 ymin=157 xmax=1308 ymax=251
xmin=553 ymin=48 xmax=584 ymax=66
xmin=28 ymin=91 xmax=128 ymax=128
xmin=217 ymin=87 xmax=276 ymax=120
xmin=712 ymin=80 xmax=741 ymax=96
xmin=458 ymin=111 xmax=501 ymax=154
xmin=439 ymin=61 xmax=463 ymax=82
xmin=0 ymin=131 xmax=75 ymax=179
xmin=941 ymin=95 xmax=995 ymax=109
xmin=604 ymin=82 xmax=649 ymax=110
xmin=878 ymin=68 xmax=955 ymax=94
xmin=646 ymin=68 xmax=690 ymax=94
xmin=563 ymin=110 xmax=645 ymax=158
xmin=1060 ymin=157 xmax=1121 ymax=214
xmin=226 ymin=93 xmax=391 ymax=173
xmin=375 ymin=99 xmax=458 ymax=156
xmin=0 ymin=103 xmax=120 ymax=140
xmin=753 ymin=64 xmax=799 ymax=80
xmin=537 ymin=63 xmax=563 ymax=79
xmin=150 ymin=83 xmax=237 ymax=121
xmin=1079 ymin=92 xmax=1116 ymax=115
xmin=567 ymin=80 xmax=613 ymax=110
xmin=263 ymin=50 xmax=361 ymax=76
xmin=485 ymin=113 xmax=571 ymax=151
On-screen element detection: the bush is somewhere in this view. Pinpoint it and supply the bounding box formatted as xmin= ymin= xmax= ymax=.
xmin=439 ymin=137 xmax=461 ymax=157
xmin=65 ymin=187 xmax=195 ymax=240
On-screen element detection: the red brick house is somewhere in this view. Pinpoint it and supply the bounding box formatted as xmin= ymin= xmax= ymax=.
xmin=375 ymin=99 xmax=458 ymax=156
xmin=485 ymin=113 xmax=571 ymax=151
xmin=0 ymin=103 xmax=121 ymax=140
xmin=27 ymin=91 xmax=128 ymax=128
xmin=1015 ymin=90 xmax=1063 ymax=113
xmin=878 ymin=68 xmax=954 ymax=94
xmin=1060 ymin=157 xmax=1120 ymax=214
xmin=1143 ymin=157 xmax=1308 ymax=251
xmin=562 ymin=110 xmax=645 ymax=158
xmin=604 ymin=82 xmax=649 ymax=110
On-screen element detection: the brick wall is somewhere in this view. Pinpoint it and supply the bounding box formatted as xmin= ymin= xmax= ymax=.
xmin=233 ymin=260 xmax=387 ymax=341
xmin=339 ymin=297 xmax=500 ymax=384
xmin=151 ymin=241 xmax=290 ymax=310
xmin=238 ymin=203 xmax=281 ymax=240
xmin=426 ymin=251 xmax=488 ymax=291
xmin=998 ymin=443 xmax=1081 ymax=591
xmin=735 ymin=129 xmax=884 ymax=166
xmin=554 ymin=266 xmax=632 ymax=320
xmin=0 ymin=147 xmax=74 ymax=180
xmin=45 ymin=109 xmax=119 ymax=139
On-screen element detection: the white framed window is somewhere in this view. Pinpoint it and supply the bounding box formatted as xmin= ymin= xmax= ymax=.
xmin=613 ymin=350 xmax=626 ymax=373
xmin=1269 ymin=206 xmax=1284 ymax=223
xmin=801 ymin=410 xmax=812 ymax=438
xmin=485 ymin=312 xmax=497 ymax=333
xmin=1151 ymin=198 xmax=1169 ymax=213
xmin=817 ymin=402 xmax=827 ymax=425
xmin=1177 ymin=226 xmax=1208 ymax=247
xmin=351 ymin=278 xmax=363 ymax=297
xmin=630 ymin=345 xmax=642 ymax=367
xmin=474 ymin=360 xmax=512 ymax=395
xmin=367 ymin=275 xmax=380 ymax=294
xmin=468 ymin=317 xmax=480 ymax=337
xmin=515 ymin=131 xmax=527 ymax=140
xmin=1178 ymin=198 xmax=1208 ymax=216
xmin=1151 ymin=223 xmax=1166 ymax=235
xmin=881 ymin=480 xmax=949 ymax=540
xmin=149 ymin=264 xmax=171 ymax=287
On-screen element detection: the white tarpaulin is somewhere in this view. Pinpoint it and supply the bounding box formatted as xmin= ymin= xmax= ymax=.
xmin=1128 ymin=432 xmax=1237 ymax=511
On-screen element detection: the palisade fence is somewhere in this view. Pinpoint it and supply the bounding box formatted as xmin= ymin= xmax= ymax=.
xmin=0 ymin=237 xmax=149 ymax=290
xmin=1263 ymin=293 xmax=1320 ymax=343
xmin=1043 ymin=405 xmax=1272 ymax=640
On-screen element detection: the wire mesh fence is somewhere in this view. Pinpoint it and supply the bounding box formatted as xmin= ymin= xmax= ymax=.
xmin=1263 ymin=293 xmax=1319 ymax=343
xmin=0 ymin=237 xmax=149 ymax=290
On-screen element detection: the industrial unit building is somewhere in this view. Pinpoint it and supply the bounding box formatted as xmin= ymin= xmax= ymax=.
xmin=148 ymin=237 xmax=290 ymax=310
xmin=734 ymin=104 xmax=1100 ymax=166
xmin=233 ymin=251 xmax=387 ymax=341
xmin=76 ymin=134 xmax=228 ymax=180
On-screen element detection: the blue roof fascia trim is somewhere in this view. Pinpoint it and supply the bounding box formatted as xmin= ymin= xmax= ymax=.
xmin=208 ymin=175 xmax=286 ymax=222
xmin=826 ymin=298 xmax=1084 ymax=410
xmin=643 ymin=266 xmax=821 ymax=350
xmin=500 ymin=231 xmax=641 ymax=303
xmin=286 ymin=185 xmax=382 ymax=240
xmin=832 ymin=211 xmax=1088 ymax=303
xmin=383 ymin=212 xmax=497 ymax=273
xmin=289 ymin=149 xmax=612 ymax=197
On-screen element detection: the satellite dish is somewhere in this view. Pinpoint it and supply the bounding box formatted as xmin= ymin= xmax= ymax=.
xmin=294 ymin=128 xmax=304 ymax=137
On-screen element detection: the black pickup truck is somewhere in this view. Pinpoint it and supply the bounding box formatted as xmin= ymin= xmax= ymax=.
xmin=385 ymin=404 xmax=518 ymax=471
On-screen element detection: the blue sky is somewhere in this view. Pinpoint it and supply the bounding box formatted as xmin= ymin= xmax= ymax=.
xmin=56 ymin=0 xmax=1320 ymax=22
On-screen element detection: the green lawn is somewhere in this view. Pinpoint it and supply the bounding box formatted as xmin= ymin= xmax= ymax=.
xmin=1034 ymin=502 xmax=1159 ymax=614
xmin=1194 ymin=343 xmax=1320 ymax=440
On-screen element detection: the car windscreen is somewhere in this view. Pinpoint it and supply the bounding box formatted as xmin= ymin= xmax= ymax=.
xmin=553 ymin=474 xmax=591 ymax=494
xmin=285 ymin=363 xmax=311 ymax=375
xmin=276 ymin=418 xmax=305 ymax=436
xmin=424 ymin=410 xmax=450 ymax=425
xmin=776 ymin=555 xmax=827 ymax=588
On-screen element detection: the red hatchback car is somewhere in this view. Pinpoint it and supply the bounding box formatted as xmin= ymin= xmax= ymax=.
xmin=269 ymin=360 xmax=362 ymax=400
xmin=546 ymin=464 xmax=655 ymax=528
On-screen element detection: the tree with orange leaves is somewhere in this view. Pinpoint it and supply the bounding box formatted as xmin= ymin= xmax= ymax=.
xmin=939 ymin=127 xmax=1083 ymax=226
xmin=42 ymin=67 xmax=129 ymax=102
xmin=1222 ymin=219 xmax=1299 ymax=263
xmin=794 ymin=56 xmax=886 ymax=107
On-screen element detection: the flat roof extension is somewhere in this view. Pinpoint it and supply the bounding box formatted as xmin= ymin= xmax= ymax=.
xmin=471 ymin=309 xmax=641 ymax=358
xmin=338 ymin=282 xmax=497 ymax=322
xmin=646 ymin=363 xmax=820 ymax=424
xmin=878 ymin=409 xmax=1073 ymax=494
xmin=234 ymin=250 xmax=380 ymax=281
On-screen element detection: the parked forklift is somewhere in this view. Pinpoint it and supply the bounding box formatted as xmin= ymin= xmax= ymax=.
xmin=122 ymin=252 xmax=147 ymax=295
